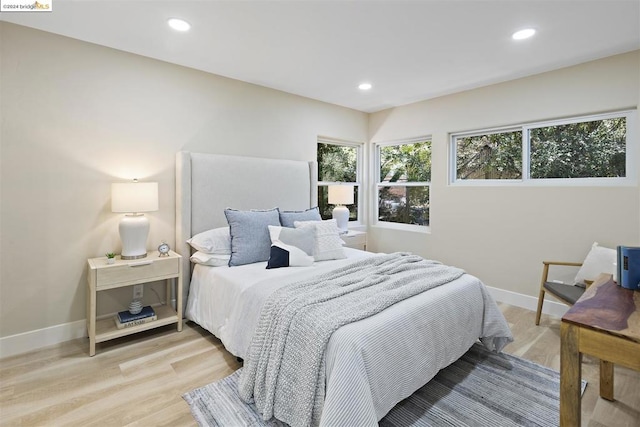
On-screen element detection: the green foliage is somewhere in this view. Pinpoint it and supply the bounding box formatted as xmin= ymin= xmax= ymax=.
xmin=105 ymin=252 xmax=116 ymax=259
xmin=319 ymin=116 xmax=627 ymax=228
xmin=456 ymin=117 xmax=626 ymax=180
xmin=317 ymin=143 xmax=359 ymax=221
xmin=378 ymin=141 xmax=431 ymax=226
xmin=317 ymin=143 xmax=357 ymax=182
xmin=380 ymin=141 xmax=431 ymax=182
xmin=530 ymin=118 xmax=626 ymax=178
xmin=456 ymin=131 xmax=523 ymax=179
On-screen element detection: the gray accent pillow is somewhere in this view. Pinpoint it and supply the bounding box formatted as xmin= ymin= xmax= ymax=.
xmin=268 ymin=225 xmax=315 ymax=256
xmin=279 ymin=206 xmax=322 ymax=228
xmin=225 ymin=208 xmax=280 ymax=266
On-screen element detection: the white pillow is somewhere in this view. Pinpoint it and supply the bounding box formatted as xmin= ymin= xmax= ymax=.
xmin=189 ymin=251 xmax=231 ymax=267
xmin=294 ymin=219 xmax=346 ymax=261
xmin=187 ymin=227 xmax=231 ymax=255
xmin=574 ymin=242 xmax=617 ymax=285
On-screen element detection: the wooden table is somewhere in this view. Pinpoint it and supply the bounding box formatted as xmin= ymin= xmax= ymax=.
xmin=560 ymin=274 xmax=640 ymax=426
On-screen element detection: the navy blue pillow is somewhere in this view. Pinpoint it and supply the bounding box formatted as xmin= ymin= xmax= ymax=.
xmin=265 ymin=241 xmax=314 ymax=269
xmin=266 ymin=245 xmax=290 ymax=269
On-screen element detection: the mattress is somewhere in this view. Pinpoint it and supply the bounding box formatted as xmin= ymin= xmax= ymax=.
xmin=186 ymin=247 xmax=374 ymax=355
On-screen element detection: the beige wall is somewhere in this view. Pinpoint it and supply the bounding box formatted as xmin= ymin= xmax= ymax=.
xmin=0 ymin=23 xmax=368 ymax=337
xmin=1 ymin=21 xmax=638 ymax=344
xmin=368 ymin=50 xmax=640 ymax=297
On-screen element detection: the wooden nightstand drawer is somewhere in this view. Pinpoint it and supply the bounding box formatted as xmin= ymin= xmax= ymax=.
xmin=96 ymin=257 xmax=179 ymax=289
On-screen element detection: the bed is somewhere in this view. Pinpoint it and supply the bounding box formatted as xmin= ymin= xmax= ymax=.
xmin=176 ymin=151 xmax=513 ymax=427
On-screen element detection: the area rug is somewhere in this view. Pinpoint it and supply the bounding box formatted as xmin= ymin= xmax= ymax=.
xmin=183 ymin=343 xmax=587 ymax=427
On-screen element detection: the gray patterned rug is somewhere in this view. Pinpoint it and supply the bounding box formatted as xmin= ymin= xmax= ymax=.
xmin=184 ymin=343 xmax=587 ymax=427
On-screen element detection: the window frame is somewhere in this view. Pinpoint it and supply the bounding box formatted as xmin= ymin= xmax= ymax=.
xmin=374 ymin=136 xmax=432 ymax=232
xmin=449 ymin=110 xmax=637 ymax=187
xmin=317 ymin=137 xmax=364 ymax=226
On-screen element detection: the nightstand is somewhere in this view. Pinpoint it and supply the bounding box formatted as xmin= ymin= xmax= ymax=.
xmin=341 ymin=230 xmax=367 ymax=251
xmin=86 ymin=250 xmax=182 ymax=356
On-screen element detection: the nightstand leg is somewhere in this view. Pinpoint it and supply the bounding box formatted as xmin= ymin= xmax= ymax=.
xmin=88 ymin=283 xmax=97 ymax=357
xmin=165 ymin=279 xmax=171 ymax=309
xmin=177 ymin=265 xmax=183 ymax=332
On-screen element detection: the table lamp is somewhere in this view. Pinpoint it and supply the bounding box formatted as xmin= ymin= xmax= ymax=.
xmin=328 ymin=184 xmax=354 ymax=233
xmin=111 ymin=180 xmax=158 ymax=259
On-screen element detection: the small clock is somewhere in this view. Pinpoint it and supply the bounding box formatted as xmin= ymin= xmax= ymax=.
xmin=158 ymin=242 xmax=171 ymax=257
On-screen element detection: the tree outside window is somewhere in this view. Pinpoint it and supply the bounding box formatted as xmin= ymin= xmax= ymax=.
xmin=529 ymin=118 xmax=626 ymax=179
xmin=317 ymin=141 xmax=360 ymax=221
xmin=456 ymin=130 xmax=522 ymax=180
xmin=377 ymin=140 xmax=431 ymax=227
xmin=452 ymin=112 xmax=629 ymax=183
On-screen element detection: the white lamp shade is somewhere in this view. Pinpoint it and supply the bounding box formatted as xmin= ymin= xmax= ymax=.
xmin=111 ymin=182 xmax=158 ymax=213
xmin=328 ymin=185 xmax=354 ymax=205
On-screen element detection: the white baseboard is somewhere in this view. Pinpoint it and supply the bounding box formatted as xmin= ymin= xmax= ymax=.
xmin=485 ymin=285 xmax=569 ymax=319
xmin=0 ymin=299 xmax=178 ymax=359
xmin=0 ymin=319 xmax=87 ymax=359
xmin=0 ymin=292 xmax=561 ymax=359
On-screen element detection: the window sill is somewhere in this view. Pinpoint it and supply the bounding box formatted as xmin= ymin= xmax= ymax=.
xmin=450 ymin=177 xmax=636 ymax=187
xmin=372 ymin=222 xmax=431 ymax=234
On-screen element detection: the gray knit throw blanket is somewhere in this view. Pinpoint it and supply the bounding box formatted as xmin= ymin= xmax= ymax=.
xmin=237 ymin=252 xmax=465 ymax=427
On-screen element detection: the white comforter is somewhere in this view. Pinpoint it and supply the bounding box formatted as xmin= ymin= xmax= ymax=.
xmin=186 ymin=249 xmax=513 ymax=426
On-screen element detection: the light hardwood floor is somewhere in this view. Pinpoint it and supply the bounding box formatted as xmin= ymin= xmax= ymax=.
xmin=1 ymin=304 xmax=638 ymax=426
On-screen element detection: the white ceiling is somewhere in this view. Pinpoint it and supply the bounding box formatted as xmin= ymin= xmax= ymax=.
xmin=2 ymin=0 xmax=639 ymax=113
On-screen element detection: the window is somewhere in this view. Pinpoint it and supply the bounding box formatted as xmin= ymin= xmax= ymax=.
xmin=376 ymin=138 xmax=431 ymax=227
xmin=455 ymin=129 xmax=522 ymax=180
xmin=451 ymin=110 xmax=634 ymax=184
xmin=317 ymin=139 xmax=362 ymax=222
xmin=529 ymin=118 xmax=626 ymax=179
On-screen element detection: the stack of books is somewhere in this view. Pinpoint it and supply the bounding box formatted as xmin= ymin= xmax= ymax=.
xmin=114 ymin=306 xmax=157 ymax=329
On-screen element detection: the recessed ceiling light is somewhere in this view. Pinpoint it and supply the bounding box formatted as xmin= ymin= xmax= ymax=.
xmin=168 ymin=18 xmax=191 ymax=32
xmin=358 ymin=83 xmax=372 ymax=90
xmin=512 ymin=28 xmax=536 ymax=40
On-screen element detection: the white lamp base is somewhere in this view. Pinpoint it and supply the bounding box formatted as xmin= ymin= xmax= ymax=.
xmin=332 ymin=205 xmax=349 ymax=234
xmin=119 ymin=214 xmax=149 ymax=260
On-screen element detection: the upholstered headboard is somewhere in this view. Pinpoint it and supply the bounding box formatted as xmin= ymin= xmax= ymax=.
xmin=175 ymin=151 xmax=318 ymax=308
